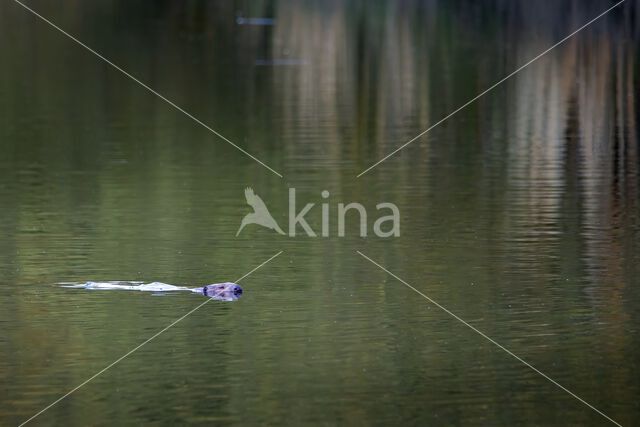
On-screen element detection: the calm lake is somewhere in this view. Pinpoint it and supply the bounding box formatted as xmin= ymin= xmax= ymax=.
xmin=1 ymin=0 xmax=639 ymax=425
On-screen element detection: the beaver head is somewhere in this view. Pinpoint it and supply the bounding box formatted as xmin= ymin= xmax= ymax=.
xmin=202 ymin=282 xmax=243 ymax=301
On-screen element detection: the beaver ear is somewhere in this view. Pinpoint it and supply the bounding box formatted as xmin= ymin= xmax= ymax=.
xmin=203 ymin=285 xmax=217 ymax=296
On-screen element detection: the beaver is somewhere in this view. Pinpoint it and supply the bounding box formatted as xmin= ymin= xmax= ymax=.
xmin=62 ymin=281 xmax=243 ymax=302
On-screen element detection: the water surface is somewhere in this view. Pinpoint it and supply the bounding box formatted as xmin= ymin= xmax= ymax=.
xmin=1 ymin=1 xmax=639 ymax=425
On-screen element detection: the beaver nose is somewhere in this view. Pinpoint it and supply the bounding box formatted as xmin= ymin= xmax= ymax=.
xmin=234 ymin=285 xmax=243 ymax=296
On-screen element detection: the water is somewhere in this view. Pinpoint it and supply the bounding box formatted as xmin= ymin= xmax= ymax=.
xmin=1 ymin=0 xmax=639 ymax=425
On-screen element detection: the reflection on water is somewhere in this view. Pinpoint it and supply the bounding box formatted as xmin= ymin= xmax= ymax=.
xmin=1 ymin=0 xmax=639 ymax=425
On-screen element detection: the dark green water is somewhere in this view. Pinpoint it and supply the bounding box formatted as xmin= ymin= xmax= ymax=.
xmin=1 ymin=1 xmax=639 ymax=425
